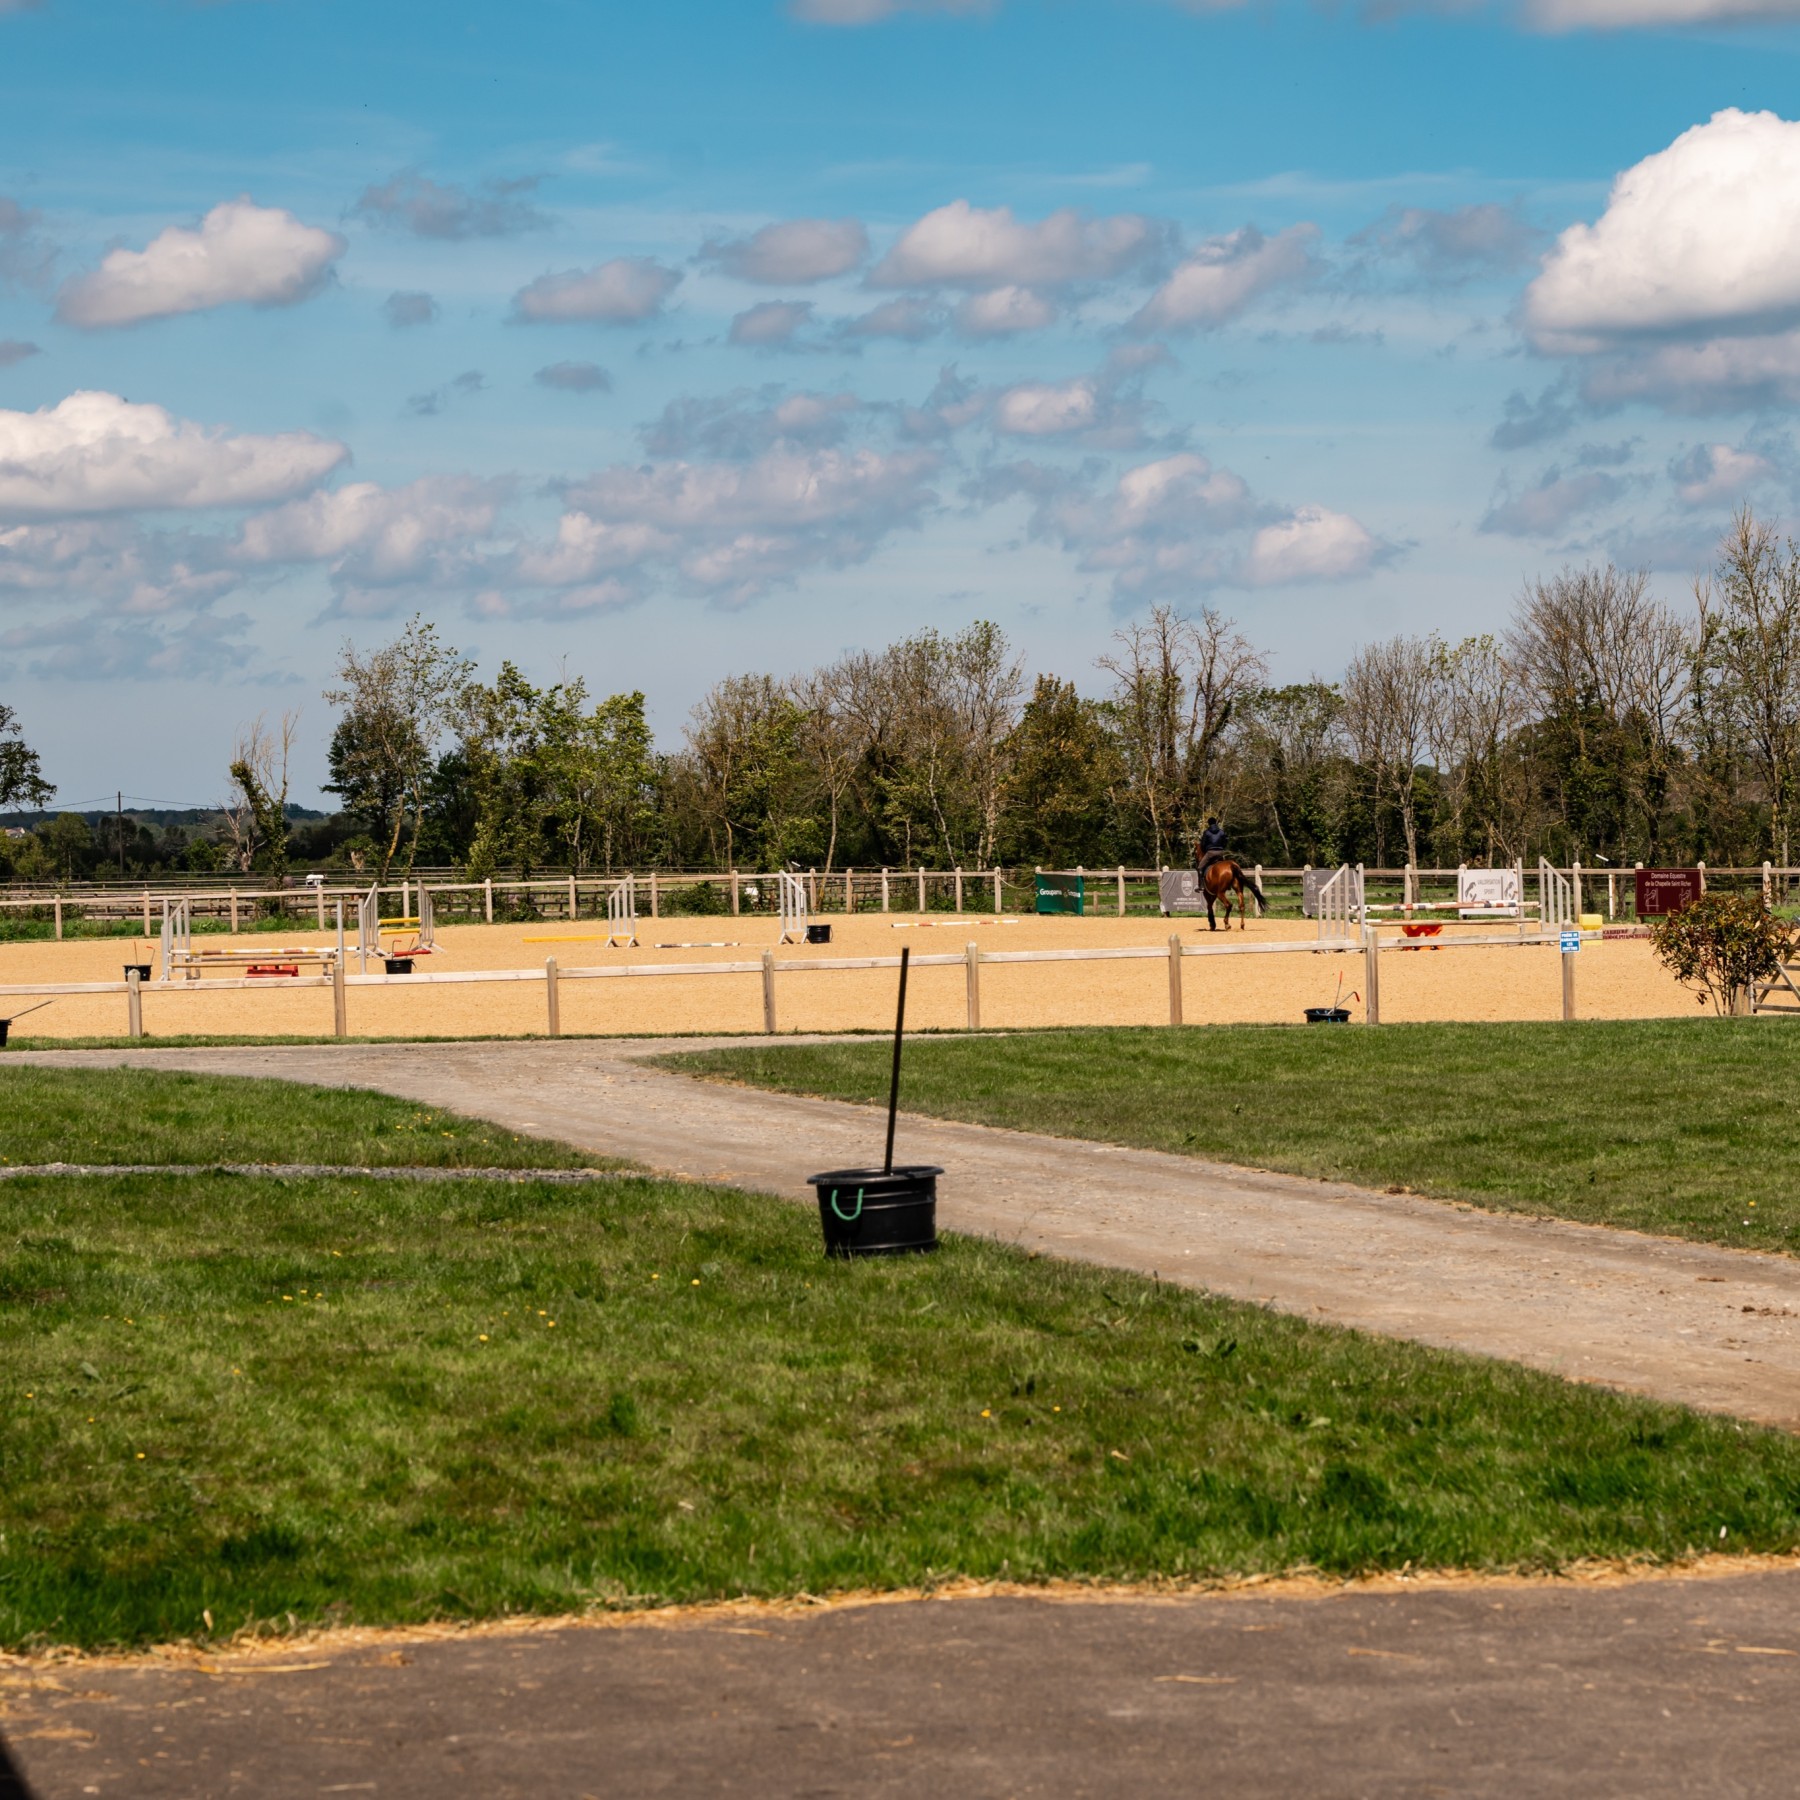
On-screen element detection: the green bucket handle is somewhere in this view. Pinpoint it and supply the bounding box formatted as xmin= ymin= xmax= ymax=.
xmin=829 ymin=1187 xmax=865 ymax=1223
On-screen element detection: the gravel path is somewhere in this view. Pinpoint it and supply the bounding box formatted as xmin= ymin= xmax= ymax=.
xmin=14 ymin=1038 xmax=1800 ymax=1429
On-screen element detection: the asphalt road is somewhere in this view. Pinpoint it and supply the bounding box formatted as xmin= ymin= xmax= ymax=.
xmin=7 ymin=1570 xmax=1800 ymax=1798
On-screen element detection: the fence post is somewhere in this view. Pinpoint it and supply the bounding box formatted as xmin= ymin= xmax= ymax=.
xmin=955 ymin=867 xmax=964 ymax=911
xmin=1572 ymin=861 xmax=1583 ymax=913
xmin=1698 ymin=860 xmax=1707 ymax=894
xmin=731 ymin=869 xmax=741 ymax=915
xmin=230 ymin=888 xmax=239 ymax=932
xmin=1562 ymin=943 xmax=1576 ymax=1022
xmin=1764 ymin=861 xmax=1774 ymax=908
xmin=761 ymin=949 xmax=777 ymax=1034
xmin=1609 ymin=870 xmax=1616 ymax=920
xmin=126 ymin=967 xmax=142 ymax=1040
xmin=917 ymin=867 xmax=926 ymax=912
xmin=993 ymin=868 xmax=1002 ymax=912
xmin=53 ymin=897 xmax=62 ymax=940
xmin=650 ymin=872 xmax=659 ymax=919
xmin=881 ymin=868 xmax=890 ymax=913
xmin=545 ymin=957 xmax=561 ymax=1038
xmin=483 ymin=877 xmax=494 ymax=924
xmin=1117 ymin=865 xmax=1126 ymax=917
xmin=569 ymin=874 xmax=578 ymax=921
xmin=846 ymin=867 xmax=854 ymax=914
xmin=332 ymin=946 xmax=347 ymax=1040
xmin=1405 ymin=863 xmax=1415 ymax=908
xmin=314 ymin=883 xmax=325 ymax=928
xmin=144 ymin=889 xmax=153 ymax=933
xmin=1363 ymin=924 xmax=1381 ymax=1026
xmin=965 ymin=940 xmax=981 ymax=1030
xmin=1168 ymin=934 xmax=1183 ymax=1026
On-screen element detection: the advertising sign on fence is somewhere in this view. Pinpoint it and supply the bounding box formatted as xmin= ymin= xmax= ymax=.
xmin=1636 ymin=867 xmax=1702 ymax=916
xmin=1159 ymin=869 xmax=1206 ymax=915
xmin=1458 ymin=867 xmax=1521 ymax=915
xmin=1035 ymin=873 xmax=1085 ymax=917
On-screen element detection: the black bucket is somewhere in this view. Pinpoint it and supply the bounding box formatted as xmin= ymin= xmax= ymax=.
xmin=0 ymin=1019 xmax=10 ymax=1048
xmin=123 ymin=963 xmax=152 ymax=982
xmin=806 ymin=923 xmax=832 ymax=944
xmin=1304 ymin=1006 xmax=1351 ymax=1024
xmin=808 ymin=1165 xmax=942 ymax=1257
xmin=385 ymin=957 xmax=414 ymax=975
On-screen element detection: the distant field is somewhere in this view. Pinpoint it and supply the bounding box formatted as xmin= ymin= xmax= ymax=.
xmin=670 ymin=1019 xmax=1800 ymax=1254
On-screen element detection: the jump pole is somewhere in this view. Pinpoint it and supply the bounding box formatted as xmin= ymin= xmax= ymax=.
xmin=884 ymin=946 xmax=911 ymax=1174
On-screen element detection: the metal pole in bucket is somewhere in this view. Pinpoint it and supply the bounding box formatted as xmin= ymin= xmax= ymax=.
xmin=884 ymin=946 xmax=910 ymax=1174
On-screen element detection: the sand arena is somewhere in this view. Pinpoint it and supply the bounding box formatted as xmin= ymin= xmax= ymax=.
xmin=0 ymin=910 xmax=1705 ymax=1040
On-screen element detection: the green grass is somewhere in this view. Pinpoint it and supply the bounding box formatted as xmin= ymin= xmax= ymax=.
xmin=7 ymin=1163 xmax=1800 ymax=1651
xmin=0 ymin=1066 xmax=603 ymax=1169
xmin=668 ymin=1020 xmax=1800 ymax=1254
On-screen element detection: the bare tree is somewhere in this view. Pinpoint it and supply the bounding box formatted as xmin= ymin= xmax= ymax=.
xmin=1099 ymin=605 xmax=1266 ymax=863
xmin=1428 ymin=636 xmax=1528 ymax=863
xmin=789 ymin=663 xmax=866 ymax=874
xmin=223 ymin=711 xmax=300 ymax=877
xmin=1341 ymin=635 xmax=1438 ymax=868
xmin=1696 ymin=510 xmax=1800 ymax=864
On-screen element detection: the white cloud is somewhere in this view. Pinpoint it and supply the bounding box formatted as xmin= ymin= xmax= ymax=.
xmin=1354 ymin=202 xmax=1540 ymax=274
xmin=704 ymin=218 xmax=868 ymax=283
xmin=1526 ymin=0 xmax=1800 ymax=27
xmin=955 ymin=285 xmax=1056 ymax=337
xmin=992 ymin=379 xmax=1100 ymax=437
xmin=871 ymin=199 xmax=1162 ymax=289
xmin=730 ymin=300 xmax=815 ymax=347
xmin=837 ymin=296 xmax=945 ymax=341
xmin=1526 ymin=112 xmax=1800 ymax=353
xmin=0 ymin=391 xmax=346 ymax=521
xmin=1131 ymin=224 xmax=1317 ymax=333
xmin=0 ymin=518 xmax=236 ymax=617
xmin=236 ymin=476 xmax=503 ymax=585
xmin=56 ymin=199 xmax=344 ymax=329
xmin=353 ymin=171 xmax=547 ymax=240
xmin=1242 ymin=506 xmax=1380 ymax=585
xmin=1670 ymin=442 xmax=1774 ymax=506
xmin=512 ymin=257 xmax=680 ymax=325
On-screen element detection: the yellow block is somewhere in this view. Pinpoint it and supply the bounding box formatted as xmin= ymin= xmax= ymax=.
xmin=1579 ymin=913 xmax=1603 ymax=931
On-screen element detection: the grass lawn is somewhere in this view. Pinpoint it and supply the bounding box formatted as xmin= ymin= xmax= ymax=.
xmin=0 ymin=1066 xmax=603 ymax=1170
xmin=668 ymin=1019 xmax=1800 ymax=1254
xmin=8 ymin=1157 xmax=1800 ymax=1652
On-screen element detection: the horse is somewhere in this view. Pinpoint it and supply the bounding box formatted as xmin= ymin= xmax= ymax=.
xmin=1193 ymin=851 xmax=1267 ymax=932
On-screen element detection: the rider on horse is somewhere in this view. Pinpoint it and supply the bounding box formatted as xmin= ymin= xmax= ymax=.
xmin=1196 ymin=815 xmax=1228 ymax=872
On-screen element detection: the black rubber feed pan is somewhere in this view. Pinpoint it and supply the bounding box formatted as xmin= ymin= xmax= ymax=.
xmin=1304 ymin=1006 xmax=1351 ymax=1024
xmin=808 ymin=1165 xmax=942 ymax=1257
xmin=385 ymin=957 xmax=414 ymax=975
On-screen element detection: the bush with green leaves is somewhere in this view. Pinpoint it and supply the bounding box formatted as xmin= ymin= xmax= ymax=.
xmin=1649 ymin=890 xmax=1794 ymax=1015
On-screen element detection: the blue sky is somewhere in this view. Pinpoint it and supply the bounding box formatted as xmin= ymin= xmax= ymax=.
xmin=5 ymin=0 xmax=1800 ymax=807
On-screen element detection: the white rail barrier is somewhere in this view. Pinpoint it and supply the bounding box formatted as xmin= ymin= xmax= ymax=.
xmin=777 ymin=871 xmax=808 ymax=944
xmin=606 ymin=876 xmax=638 ymax=948
xmin=1316 ymin=864 xmax=1362 ymax=946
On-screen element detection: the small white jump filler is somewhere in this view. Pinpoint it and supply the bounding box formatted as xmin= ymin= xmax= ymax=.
xmin=777 ymin=871 xmax=808 ymax=944
xmin=605 ymin=875 xmax=639 ymax=948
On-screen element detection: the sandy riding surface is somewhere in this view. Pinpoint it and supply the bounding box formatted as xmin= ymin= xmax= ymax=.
xmin=0 ymin=911 xmax=1693 ymax=1039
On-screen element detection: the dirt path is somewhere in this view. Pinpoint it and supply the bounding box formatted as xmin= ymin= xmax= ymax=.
xmin=8 ymin=1569 xmax=1800 ymax=1797
xmin=16 ymin=1039 xmax=1800 ymax=1430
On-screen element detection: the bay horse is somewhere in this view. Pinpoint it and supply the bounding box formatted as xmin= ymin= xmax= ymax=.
xmin=1193 ymin=851 xmax=1267 ymax=931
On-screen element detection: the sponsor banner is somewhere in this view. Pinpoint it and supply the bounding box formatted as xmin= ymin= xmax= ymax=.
xmin=1160 ymin=869 xmax=1206 ymax=914
xmin=1635 ymin=868 xmax=1702 ymax=916
xmin=1458 ymin=868 xmax=1521 ymax=915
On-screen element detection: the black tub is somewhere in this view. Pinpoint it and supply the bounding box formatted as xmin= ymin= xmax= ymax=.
xmin=807 ymin=1165 xmax=942 ymax=1257
xmin=806 ymin=923 xmax=832 ymax=944
xmin=123 ymin=963 xmax=152 ymax=982
xmin=385 ymin=957 xmax=414 ymax=975
xmin=1304 ymin=1006 xmax=1351 ymax=1024
xmin=0 ymin=1019 xmax=10 ymax=1048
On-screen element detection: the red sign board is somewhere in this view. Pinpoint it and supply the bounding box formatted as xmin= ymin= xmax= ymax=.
xmin=1635 ymin=868 xmax=1702 ymax=916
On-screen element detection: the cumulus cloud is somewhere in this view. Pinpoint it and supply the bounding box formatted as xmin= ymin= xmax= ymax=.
xmin=729 ymin=300 xmax=816 ymax=348
xmin=955 ymin=285 xmax=1056 ymax=337
xmin=384 ymin=290 xmax=437 ymax=328
xmin=836 ymin=296 xmax=945 ymax=341
xmin=353 ymin=170 xmax=548 ymax=240
xmin=1479 ymin=466 xmax=1629 ymax=537
xmin=1490 ymin=380 xmax=1577 ymax=450
xmin=1526 ymin=0 xmax=1800 ymax=28
xmin=511 ymin=257 xmax=680 ymax=325
xmin=703 ymin=218 xmax=868 ymax=283
xmin=1131 ymin=224 xmax=1317 ymax=333
xmin=543 ymin=445 xmax=941 ymax=603
xmin=1669 ymin=441 xmax=1774 ymax=506
xmin=871 ymin=199 xmax=1163 ymax=290
xmin=640 ymin=388 xmax=866 ymax=460
xmin=0 ymin=518 xmax=237 ymax=618
xmin=0 ymin=338 xmax=38 ymax=367
xmin=534 ymin=360 xmax=612 ymax=392
xmin=0 ymin=607 xmax=259 ymax=683
xmin=0 ymin=391 xmax=346 ymax=521
xmin=1354 ymin=201 xmax=1540 ymax=275
xmin=987 ymin=350 xmax=1166 ymax=448
xmin=1241 ymin=506 xmax=1381 ymax=586
xmin=56 ymin=199 xmax=344 ymax=329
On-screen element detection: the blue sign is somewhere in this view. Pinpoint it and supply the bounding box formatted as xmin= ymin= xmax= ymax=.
xmin=1560 ymin=929 xmax=1581 ymax=954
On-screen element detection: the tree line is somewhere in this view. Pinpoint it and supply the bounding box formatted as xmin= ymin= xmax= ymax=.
xmin=9 ymin=508 xmax=1800 ymax=883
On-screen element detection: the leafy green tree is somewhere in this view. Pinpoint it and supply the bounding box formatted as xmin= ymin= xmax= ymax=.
xmin=998 ymin=676 xmax=1122 ymax=867
xmin=0 ymin=704 xmax=53 ymax=814
xmin=1650 ymin=890 xmax=1793 ymax=1016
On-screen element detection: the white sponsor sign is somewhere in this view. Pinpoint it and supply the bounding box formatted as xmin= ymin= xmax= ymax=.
xmin=1458 ymin=868 xmax=1520 ymax=916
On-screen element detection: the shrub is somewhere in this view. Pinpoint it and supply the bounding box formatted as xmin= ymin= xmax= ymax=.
xmin=1649 ymin=890 xmax=1794 ymax=1016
